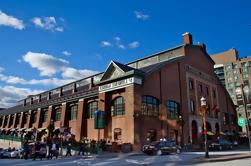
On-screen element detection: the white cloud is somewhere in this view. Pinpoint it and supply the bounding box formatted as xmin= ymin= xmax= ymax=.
xmin=31 ymin=16 xmax=64 ymax=32
xmin=118 ymin=44 xmax=126 ymax=49
xmin=101 ymin=41 xmax=112 ymax=47
xmin=0 ymin=85 xmax=43 ymax=108
xmin=0 ymin=73 xmax=75 ymax=86
xmin=134 ymin=11 xmax=149 ymax=21
xmin=0 ymin=10 xmax=25 ymax=30
xmin=62 ymin=50 xmax=72 ymax=56
xmin=23 ymin=51 xmax=69 ymax=77
xmin=128 ymin=41 xmax=140 ymax=48
xmin=62 ymin=67 xmax=99 ymax=80
xmin=101 ymin=37 xmax=140 ymax=50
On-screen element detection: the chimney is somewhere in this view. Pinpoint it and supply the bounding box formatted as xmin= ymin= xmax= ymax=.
xmin=198 ymin=42 xmax=206 ymax=52
xmin=182 ymin=32 xmax=193 ymax=45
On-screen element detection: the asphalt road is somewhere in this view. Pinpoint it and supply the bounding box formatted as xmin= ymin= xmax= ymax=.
xmin=0 ymin=151 xmax=250 ymax=166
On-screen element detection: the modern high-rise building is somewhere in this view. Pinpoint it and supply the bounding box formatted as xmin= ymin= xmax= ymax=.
xmin=211 ymin=49 xmax=251 ymax=132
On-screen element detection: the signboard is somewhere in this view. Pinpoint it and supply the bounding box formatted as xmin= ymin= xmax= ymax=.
xmin=99 ymin=77 xmax=142 ymax=93
xmin=94 ymin=111 xmax=105 ymax=129
xmin=238 ymin=117 xmax=246 ymax=127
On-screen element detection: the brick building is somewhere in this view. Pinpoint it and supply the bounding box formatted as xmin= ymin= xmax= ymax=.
xmin=0 ymin=33 xmax=237 ymax=151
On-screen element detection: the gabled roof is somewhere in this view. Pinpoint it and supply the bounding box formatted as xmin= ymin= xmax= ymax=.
xmin=100 ymin=61 xmax=143 ymax=83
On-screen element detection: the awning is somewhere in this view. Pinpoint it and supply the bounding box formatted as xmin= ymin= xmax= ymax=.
xmin=54 ymin=127 xmax=60 ymax=131
xmin=25 ymin=128 xmax=33 ymax=132
xmin=207 ymin=131 xmax=215 ymax=136
xmin=220 ymin=131 xmax=226 ymax=135
xmin=38 ymin=128 xmax=46 ymax=132
xmin=18 ymin=127 xmax=26 ymax=131
xmin=10 ymin=128 xmax=16 ymax=132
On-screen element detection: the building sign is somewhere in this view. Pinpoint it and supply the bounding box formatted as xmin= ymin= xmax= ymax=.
xmin=94 ymin=111 xmax=105 ymax=129
xmin=99 ymin=77 xmax=142 ymax=93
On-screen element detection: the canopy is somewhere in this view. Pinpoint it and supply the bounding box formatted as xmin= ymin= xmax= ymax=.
xmin=25 ymin=128 xmax=33 ymax=132
xmin=207 ymin=131 xmax=215 ymax=136
xmin=38 ymin=128 xmax=46 ymax=132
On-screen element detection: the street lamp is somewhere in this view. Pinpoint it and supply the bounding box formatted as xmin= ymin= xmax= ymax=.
xmin=200 ymin=97 xmax=209 ymax=158
xmin=237 ymin=85 xmax=251 ymax=151
xmin=59 ymin=123 xmax=65 ymax=156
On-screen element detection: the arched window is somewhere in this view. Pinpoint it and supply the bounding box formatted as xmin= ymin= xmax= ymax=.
xmin=141 ymin=96 xmax=159 ymax=117
xmin=111 ymin=97 xmax=125 ymax=116
xmin=166 ymin=100 xmax=179 ymax=119
xmin=69 ymin=103 xmax=78 ymax=120
xmin=87 ymin=101 xmax=98 ymax=118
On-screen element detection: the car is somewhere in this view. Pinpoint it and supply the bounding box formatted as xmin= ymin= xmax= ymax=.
xmin=0 ymin=149 xmax=8 ymax=158
xmin=209 ymin=138 xmax=233 ymax=150
xmin=142 ymin=140 xmax=181 ymax=155
xmin=1 ymin=148 xmax=13 ymax=158
xmin=10 ymin=148 xmax=24 ymax=158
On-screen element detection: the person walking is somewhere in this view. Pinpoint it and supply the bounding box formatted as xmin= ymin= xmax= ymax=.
xmin=65 ymin=142 xmax=72 ymax=156
xmin=33 ymin=142 xmax=41 ymax=161
xmin=23 ymin=141 xmax=29 ymax=160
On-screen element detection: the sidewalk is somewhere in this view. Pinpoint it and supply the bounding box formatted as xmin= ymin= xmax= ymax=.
xmin=194 ymin=152 xmax=251 ymax=163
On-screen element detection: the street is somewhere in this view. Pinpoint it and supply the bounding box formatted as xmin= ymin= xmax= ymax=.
xmin=0 ymin=151 xmax=250 ymax=166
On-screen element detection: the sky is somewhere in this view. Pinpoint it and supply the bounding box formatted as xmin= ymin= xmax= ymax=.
xmin=0 ymin=0 xmax=250 ymax=108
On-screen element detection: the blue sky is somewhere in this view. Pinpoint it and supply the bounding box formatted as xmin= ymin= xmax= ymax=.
xmin=0 ymin=0 xmax=250 ymax=107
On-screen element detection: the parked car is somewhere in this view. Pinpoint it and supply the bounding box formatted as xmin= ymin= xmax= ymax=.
xmin=1 ymin=148 xmax=13 ymax=158
xmin=209 ymin=138 xmax=233 ymax=150
xmin=10 ymin=148 xmax=24 ymax=158
xmin=142 ymin=140 xmax=181 ymax=155
xmin=0 ymin=149 xmax=8 ymax=158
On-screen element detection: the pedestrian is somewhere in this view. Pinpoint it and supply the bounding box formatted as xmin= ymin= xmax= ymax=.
xmin=50 ymin=141 xmax=58 ymax=159
xmin=65 ymin=142 xmax=72 ymax=156
xmin=33 ymin=142 xmax=41 ymax=160
xmin=23 ymin=141 xmax=29 ymax=160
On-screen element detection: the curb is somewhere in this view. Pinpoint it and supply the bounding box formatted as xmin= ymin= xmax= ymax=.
xmin=194 ymin=153 xmax=251 ymax=163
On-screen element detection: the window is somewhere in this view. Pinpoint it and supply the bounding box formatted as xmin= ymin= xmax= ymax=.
xmin=226 ymin=71 xmax=232 ymax=76
xmin=242 ymin=68 xmax=248 ymax=73
xmin=166 ymin=100 xmax=179 ymax=119
xmin=232 ymin=64 xmax=238 ymax=69
xmin=228 ymin=83 xmax=233 ymax=88
xmin=233 ymin=70 xmax=238 ymax=76
xmin=243 ymin=74 xmax=248 ymax=79
xmin=87 ymin=101 xmax=98 ymax=118
xmin=190 ymin=100 xmax=196 ymax=113
xmin=223 ymin=113 xmax=229 ymax=125
xmin=114 ymin=128 xmax=122 ymax=142
xmin=226 ymin=64 xmax=232 ymax=71
xmin=199 ymin=84 xmax=203 ymax=93
xmin=42 ymin=109 xmax=48 ymax=123
xmin=213 ymin=89 xmax=216 ymax=98
xmin=206 ymin=87 xmax=209 ymax=95
xmin=22 ymin=112 xmax=27 ymax=125
xmin=111 ymin=97 xmax=125 ymax=116
xmin=241 ymin=62 xmax=247 ymax=67
xmin=189 ymin=79 xmax=194 ymax=90
xmin=141 ymin=96 xmax=159 ymax=117
xmin=33 ymin=111 xmax=37 ymax=124
xmin=70 ymin=104 xmax=78 ymax=120
xmin=227 ymin=77 xmax=233 ymax=82
xmin=244 ymin=80 xmax=249 ymax=86
xmin=235 ymin=81 xmax=241 ymax=87
xmin=55 ymin=106 xmax=62 ymax=121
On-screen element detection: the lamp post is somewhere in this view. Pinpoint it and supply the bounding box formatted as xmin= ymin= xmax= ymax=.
xmin=59 ymin=123 xmax=65 ymax=156
xmin=237 ymin=85 xmax=251 ymax=151
xmin=200 ymin=97 xmax=209 ymax=158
